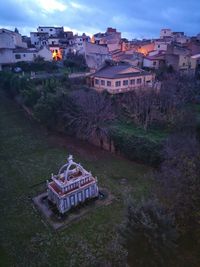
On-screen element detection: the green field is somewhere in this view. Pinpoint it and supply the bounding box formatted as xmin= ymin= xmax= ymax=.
xmin=0 ymin=92 xmax=152 ymax=266
xmin=111 ymin=122 xmax=169 ymax=142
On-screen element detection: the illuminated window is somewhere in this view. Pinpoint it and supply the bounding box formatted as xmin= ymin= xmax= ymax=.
xmin=52 ymin=49 xmax=62 ymax=61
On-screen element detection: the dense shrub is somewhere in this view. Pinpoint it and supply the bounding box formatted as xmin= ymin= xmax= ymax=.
xmin=111 ymin=129 xmax=163 ymax=166
xmin=120 ymin=198 xmax=177 ymax=267
xmin=63 ymin=52 xmax=88 ymax=72
xmin=12 ymin=60 xmax=59 ymax=73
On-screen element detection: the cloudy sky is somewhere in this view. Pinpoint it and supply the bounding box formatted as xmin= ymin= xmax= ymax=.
xmin=0 ymin=0 xmax=199 ymax=39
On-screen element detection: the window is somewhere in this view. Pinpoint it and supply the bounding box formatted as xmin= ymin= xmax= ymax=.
xmin=130 ymin=79 xmax=135 ymax=85
xmin=101 ymin=80 xmax=105 ymax=86
xmin=23 ymin=54 xmax=26 ymax=57
xmin=50 ymin=29 xmax=53 ymax=31
xmin=183 ymin=62 xmax=185 ymax=66
xmin=15 ymin=54 xmax=21 ymax=59
xmin=70 ymin=195 xmax=75 ymax=206
xmin=115 ymin=81 xmax=121 ymax=87
xmin=137 ymin=78 xmax=142 ymax=84
xmin=41 ymin=29 xmax=43 ymax=31
xmin=95 ymin=79 xmax=99 ymax=85
xmin=107 ymin=81 xmax=111 ymax=86
xmin=123 ymin=80 xmax=128 ymax=86
xmin=158 ymin=44 xmax=160 ymax=48
xmin=153 ymin=61 xmax=157 ymax=66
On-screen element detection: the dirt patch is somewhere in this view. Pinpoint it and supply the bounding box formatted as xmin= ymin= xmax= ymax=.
xmin=33 ymin=188 xmax=114 ymax=230
xmin=47 ymin=132 xmax=115 ymax=161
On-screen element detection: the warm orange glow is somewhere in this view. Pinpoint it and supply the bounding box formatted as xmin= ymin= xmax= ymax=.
xmin=91 ymin=35 xmax=95 ymax=44
xmin=52 ymin=49 xmax=62 ymax=61
xmin=137 ymin=43 xmax=155 ymax=56
xmin=137 ymin=47 xmax=148 ymax=55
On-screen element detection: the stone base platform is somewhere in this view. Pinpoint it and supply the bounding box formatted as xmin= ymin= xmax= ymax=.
xmin=32 ymin=188 xmax=114 ymax=230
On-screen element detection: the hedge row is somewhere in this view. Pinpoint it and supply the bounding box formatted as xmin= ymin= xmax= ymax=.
xmin=111 ymin=129 xmax=163 ymax=166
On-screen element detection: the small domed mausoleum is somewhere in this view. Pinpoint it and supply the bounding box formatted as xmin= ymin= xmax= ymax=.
xmin=47 ymin=155 xmax=99 ymax=214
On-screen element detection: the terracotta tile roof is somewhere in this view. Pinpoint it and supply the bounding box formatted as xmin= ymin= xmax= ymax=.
xmin=92 ymin=64 xmax=149 ymax=79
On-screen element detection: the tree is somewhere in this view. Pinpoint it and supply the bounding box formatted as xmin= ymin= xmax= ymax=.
xmin=64 ymin=52 xmax=87 ymax=72
xmin=120 ymin=88 xmax=163 ymax=130
xmin=14 ymin=27 xmax=19 ymax=33
xmin=62 ymin=89 xmax=116 ymax=146
xmin=33 ymin=92 xmax=61 ymax=129
xmin=120 ymin=198 xmax=177 ymax=267
xmin=157 ymin=133 xmax=200 ymax=231
xmin=156 ymin=132 xmax=200 ymax=266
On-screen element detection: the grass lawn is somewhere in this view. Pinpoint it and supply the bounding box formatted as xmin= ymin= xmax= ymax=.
xmin=110 ymin=122 xmax=169 ymax=143
xmin=0 ymin=92 xmax=152 ymax=266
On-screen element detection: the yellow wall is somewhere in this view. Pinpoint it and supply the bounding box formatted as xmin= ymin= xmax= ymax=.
xmin=93 ymin=74 xmax=154 ymax=94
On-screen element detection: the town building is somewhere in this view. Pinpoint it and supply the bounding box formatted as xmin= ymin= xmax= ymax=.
xmin=93 ymin=28 xmax=121 ymax=53
xmin=165 ymin=44 xmax=196 ymax=74
xmin=154 ymin=39 xmax=170 ymax=51
xmin=136 ymin=42 xmax=155 ymax=56
xmin=88 ymin=63 xmax=155 ymax=94
xmin=83 ymin=42 xmax=111 ymax=71
xmin=0 ymin=28 xmax=52 ymax=67
xmin=143 ymin=52 xmax=165 ymax=69
xmin=47 ymin=155 xmax=99 ymax=214
xmin=165 ymin=53 xmax=197 ymax=74
xmin=160 ymin=29 xmax=172 ymax=39
xmin=37 ymin=26 xmax=64 ymax=37
xmin=30 ymin=32 xmax=49 ymax=48
xmin=13 ymin=46 xmax=52 ymax=62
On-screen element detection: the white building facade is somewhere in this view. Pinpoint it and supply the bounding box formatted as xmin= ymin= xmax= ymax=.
xmin=47 ymin=155 xmax=99 ymax=214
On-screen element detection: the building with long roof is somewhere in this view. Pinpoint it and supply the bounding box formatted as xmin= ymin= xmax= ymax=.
xmin=88 ymin=63 xmax=155 ymax=94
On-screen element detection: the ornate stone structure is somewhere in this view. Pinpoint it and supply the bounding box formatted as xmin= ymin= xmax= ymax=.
xmin=47 ymin=155 xmax=99 ymax=214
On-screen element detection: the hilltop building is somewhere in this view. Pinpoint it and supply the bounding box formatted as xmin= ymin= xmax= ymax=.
xmin=88 ymin=63 xmax=155 ymax=94
xmin=0 ymin=28 xmax=52 ymax=68
xmin=47 ymin=155 xmax=99 ymax=214
xmin=83 ymin=42 xmax=111 ymax=71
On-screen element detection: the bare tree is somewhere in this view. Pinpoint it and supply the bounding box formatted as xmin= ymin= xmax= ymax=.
xmin=62 ymin=90 xmax=116 ymax=146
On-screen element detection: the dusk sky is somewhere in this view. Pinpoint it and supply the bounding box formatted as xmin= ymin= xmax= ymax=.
xmin=0 ymin=0 xmax=199 ymax=39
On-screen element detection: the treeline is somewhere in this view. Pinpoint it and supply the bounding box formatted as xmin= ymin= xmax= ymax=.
xmin=118 ymin=130 xmax=200 ymax=267
xmin=0 ymin=72 xmax=199 ymax=166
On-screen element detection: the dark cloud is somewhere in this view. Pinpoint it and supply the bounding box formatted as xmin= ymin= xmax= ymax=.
xmin=0 ymin=0 xmax=199 ymax=38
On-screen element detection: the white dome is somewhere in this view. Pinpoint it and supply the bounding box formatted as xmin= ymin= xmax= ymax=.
xmin=58 ymin=155 xmax=86 ymax=182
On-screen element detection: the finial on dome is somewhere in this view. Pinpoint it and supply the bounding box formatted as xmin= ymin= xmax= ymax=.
xmin=68 ymin=155 xmax=73 ymax=163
